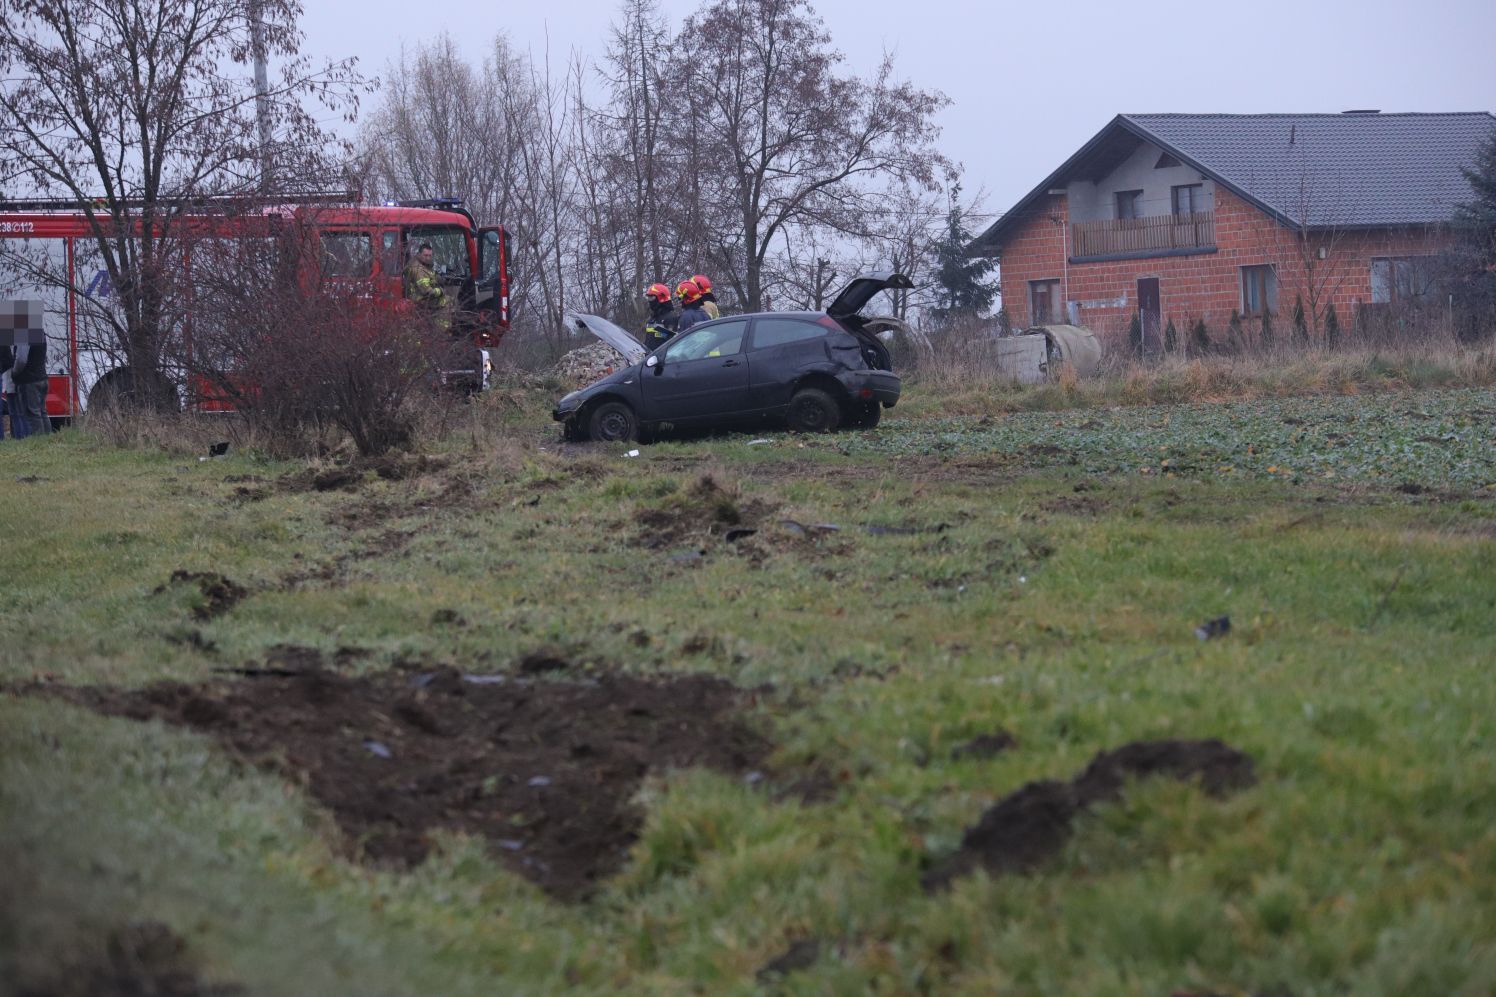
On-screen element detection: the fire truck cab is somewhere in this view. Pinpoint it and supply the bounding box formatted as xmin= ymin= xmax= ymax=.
xmin=0 ymin=195 xmax=512 ymax=421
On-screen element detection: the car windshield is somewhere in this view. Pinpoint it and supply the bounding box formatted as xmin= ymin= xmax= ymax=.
xmin=662 ymin=319 xmax=747 ymax=361
xmin=406 ymin=226 xmax=470 ymax=278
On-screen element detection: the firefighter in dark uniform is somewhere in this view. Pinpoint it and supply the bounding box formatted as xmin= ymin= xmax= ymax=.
xmin=642 ymin=282 xmax=678 ymax=350
xmin=691 ymin=273 xmax=721 ymax=319
xmin=675 ymin=278 xmax=710 ymax=334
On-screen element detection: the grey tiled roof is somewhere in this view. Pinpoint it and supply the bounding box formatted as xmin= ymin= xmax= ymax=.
xmin=1125 ymin=112 xmax=1495 ymax=227
xmin=971 ymin=111 xmax=1496 ymax=253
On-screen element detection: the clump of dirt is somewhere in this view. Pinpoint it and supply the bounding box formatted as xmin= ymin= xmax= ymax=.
xmin=756 ymin=938 xmax=822 ymax=982
xmin=923 ymin=738 xmax=1255 ymax=890
xmin=277 ymin=454 xmax=448 ymax=494
xmin=950 ymin=731 xmax=1017 ymax=761
xmin=38 ymin=662 xmax=770 ymax=901
xmin=1039 ymin=493 xmax=1108 ymax=516
xmin=153 ymin=570 xmax=248 ymax=620
xmin=634 ymin=474 xmax=777 ymax=552
xmin=17 ymin=920 xmax=241 ymax=996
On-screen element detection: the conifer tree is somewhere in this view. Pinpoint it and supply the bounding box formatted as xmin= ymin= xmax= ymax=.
xmin=930 ymin=181 xmax=998 ymax=327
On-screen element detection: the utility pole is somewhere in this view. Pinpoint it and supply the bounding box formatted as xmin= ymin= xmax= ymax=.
xmin=250 ymin=0 xmax=273 ymax=193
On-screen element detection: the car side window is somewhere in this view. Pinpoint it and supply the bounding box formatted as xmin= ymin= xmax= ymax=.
xmin=749 ymin=317 xmax=826 ymax=350
xmin=663 ymin=319 xmax=748 ymax=361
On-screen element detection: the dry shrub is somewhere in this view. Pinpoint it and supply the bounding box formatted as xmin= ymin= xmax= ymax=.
xmin=917 ymin=318 xmax=1024 ymax=390
xmin=177 ymin=232 xmax=470 ymax=457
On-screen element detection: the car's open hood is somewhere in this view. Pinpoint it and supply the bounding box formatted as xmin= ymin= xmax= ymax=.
xmin=827 ymin=272 xmax=914 ymax=319
xmin=563 ymin=313 xmax=648 ymax=365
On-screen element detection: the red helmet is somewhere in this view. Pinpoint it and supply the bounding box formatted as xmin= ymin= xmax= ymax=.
xmin=644 ymin=282 xmax=672 ymax=304
xmin=676 ymin=278 xmax=703 ymax=305
xmin=690 ymin=273 xmax=714 ymax=295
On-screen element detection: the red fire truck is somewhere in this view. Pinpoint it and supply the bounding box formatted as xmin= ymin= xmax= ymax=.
xmin=0 ymin=195 xmax=511 ymax=421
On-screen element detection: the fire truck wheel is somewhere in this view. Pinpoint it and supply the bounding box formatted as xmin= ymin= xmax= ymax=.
xmin=88 ymin=367 xmax=178 ymax=413
xmin=588 ymin=401 xmax=638 ymax=443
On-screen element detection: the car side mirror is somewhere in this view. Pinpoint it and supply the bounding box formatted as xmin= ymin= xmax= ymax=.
xmin=646 ymin=354 xmax=661 ymax=374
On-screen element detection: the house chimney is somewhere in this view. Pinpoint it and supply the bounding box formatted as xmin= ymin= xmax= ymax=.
xmin=1342 ymin=109 xmax=1381 ymax=114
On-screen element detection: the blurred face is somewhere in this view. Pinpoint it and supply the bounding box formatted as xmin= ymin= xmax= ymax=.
xmin=419 ymin=247 xmax=434 ymax=266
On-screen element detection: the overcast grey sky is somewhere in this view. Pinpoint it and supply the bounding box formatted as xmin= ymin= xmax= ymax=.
xmin=301 ymin=0 xmax=1496 ymax=221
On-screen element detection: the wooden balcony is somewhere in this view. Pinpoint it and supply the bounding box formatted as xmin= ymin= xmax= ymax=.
xmin=1070 ymin=212 xmax=1216 ymax=260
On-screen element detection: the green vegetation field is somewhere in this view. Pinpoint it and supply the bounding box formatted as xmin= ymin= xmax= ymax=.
xmin=3 ymin=384 xmax=1494 ymax=995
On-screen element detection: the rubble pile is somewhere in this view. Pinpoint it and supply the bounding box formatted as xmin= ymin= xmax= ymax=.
xmin=554 ymin=341 xmax=632 ymax=387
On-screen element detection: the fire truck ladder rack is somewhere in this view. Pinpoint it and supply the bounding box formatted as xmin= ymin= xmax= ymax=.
xmin=390 ymin=198 xmax=477 ymax=227
xmin=0 ymin=190 xmax=363 ymax=214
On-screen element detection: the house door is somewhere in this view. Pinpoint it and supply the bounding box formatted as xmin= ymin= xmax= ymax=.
xmin=1137 ymin=278 xmax=1161 ymax=353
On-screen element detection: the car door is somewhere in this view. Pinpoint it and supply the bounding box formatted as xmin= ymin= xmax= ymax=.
xmin=745 ymin=316 xmax=830 ymax=412
xmin=640 ymin=318 xmax=750 ymax=422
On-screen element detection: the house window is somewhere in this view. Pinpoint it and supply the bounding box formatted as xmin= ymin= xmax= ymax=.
xmin=1371 ymin=257 xmax=1434 ymax=303
xmin=1171 ymin=184 xmax=1203 ymax=216
xmin=1241 ymin=265 xmax=1278 ymax=315
xmin=1030 ymin=279 xmax=1061 ymax=324
xmin=1115 ymin=190 xmax=1143 ymax=220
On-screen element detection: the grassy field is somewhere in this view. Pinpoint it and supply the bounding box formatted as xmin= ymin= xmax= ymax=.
xmin=2 ymin=378 xmax=1494 ymax=995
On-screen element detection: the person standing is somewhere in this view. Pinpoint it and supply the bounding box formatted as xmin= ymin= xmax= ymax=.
xmin=691 ymin=274 xmax=721 ymax=320
xmin=403 ymin=242 xmax=450 ymax=330
xmin=4 ymin=337 xmax=50 ymax=436
xmin=0 ymin=347 xmax=13 ymax=439
xmin=675 ymin=279 xmax=710 ymax=334
xmin=642 ymin=283 xmax=678 ymax=350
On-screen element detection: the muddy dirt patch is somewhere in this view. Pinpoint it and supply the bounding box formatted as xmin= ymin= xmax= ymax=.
xmin=632 ymin=474 xmax=782 ymax=554
xmin=923 ymin=738 xmax=1255 ymax=889
xmin=1039 ymin=493 xmax=1109 ymax=516
xmin=153 ymin=571 xmax=248 ymax=621
xmin=38 ymin=665 xmax=770 ymax=901
xmin=276 ymin=454 xmax=449 ymax=494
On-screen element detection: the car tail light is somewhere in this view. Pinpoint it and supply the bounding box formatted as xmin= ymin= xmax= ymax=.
xmin=858 ymin=387 xmax=873 ymax=399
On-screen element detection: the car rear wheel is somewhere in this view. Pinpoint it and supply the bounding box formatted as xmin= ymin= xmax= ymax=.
xmin=847 ymin=401 xmax=882 ymax=429
xmin=588 ymin=400 xmax=638 ymax=442
xmin=786 ymin=387 xmax=841 ymax=433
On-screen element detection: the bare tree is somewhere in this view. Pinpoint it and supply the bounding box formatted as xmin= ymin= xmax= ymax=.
xmin=601 ymin=0 xmax=672 ymax=300
xmin=680 ymin=0 xmax=947 ymax=311
xmin=0 ymin=0 xmax=367 ymax=405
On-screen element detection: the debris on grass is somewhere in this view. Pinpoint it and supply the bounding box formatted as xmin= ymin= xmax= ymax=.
xmin=923 ymin=738 xmax=1256 ymax=890
xmin=1194 ymin=616 xmax=1232 ymax=640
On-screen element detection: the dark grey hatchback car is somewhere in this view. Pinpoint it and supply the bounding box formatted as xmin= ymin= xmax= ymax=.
xmin=554 ymin=272 xmax=910 ymax=443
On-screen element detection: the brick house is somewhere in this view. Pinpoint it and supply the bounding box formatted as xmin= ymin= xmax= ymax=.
xmin=970 ymin=112 xmax=1495 ymax=351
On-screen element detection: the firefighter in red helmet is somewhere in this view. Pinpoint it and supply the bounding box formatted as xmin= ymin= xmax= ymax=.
xmin=676 ymin=278 xmax=709 ymax=334
xmin=691 ymin=274 xmax=720 ymax=319
xmin=642 ymin=282 xmax=678 ymax=349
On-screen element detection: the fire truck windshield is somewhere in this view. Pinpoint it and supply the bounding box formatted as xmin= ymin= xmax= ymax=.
xmin=408 ymin=227 xmax=470 ymax=279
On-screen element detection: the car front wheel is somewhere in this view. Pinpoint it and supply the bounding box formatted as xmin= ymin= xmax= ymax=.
xmin=786 ymin=387 xmax=841 ymax=433
xmin=588 ymin=400 xmax=638 ymax=442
